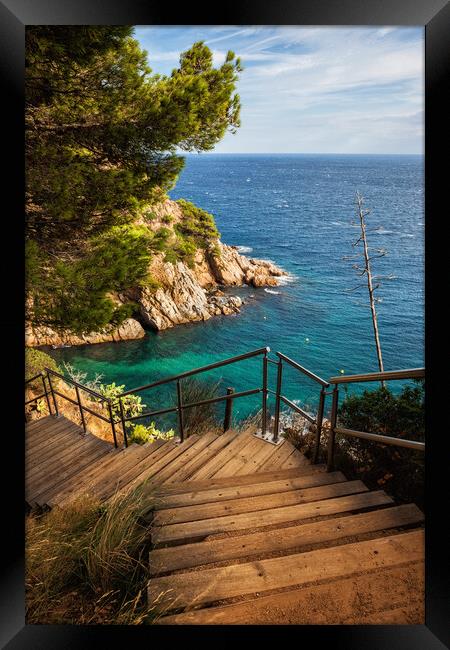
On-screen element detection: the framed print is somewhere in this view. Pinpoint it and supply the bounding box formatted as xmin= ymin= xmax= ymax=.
xmin=1 ymin=0 xmax=449 ymax=647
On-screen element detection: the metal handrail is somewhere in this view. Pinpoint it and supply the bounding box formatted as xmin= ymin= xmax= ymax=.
xmin=326 ymin=367 xmax=425 ymax=471
xmin=271 ymin=352 xmax=329 ymax=460
xmin=120 ymin=347 xmax=270 ymax=396
xmin=42 ymin=367 xmax=119 ymax=447
xmin=329 ymin=367 xmax=425 ymax=384
xmin=117 ymin=348 xmax=270 ymax=444
xmin=276 ymin=352 xmax=329 ymax=387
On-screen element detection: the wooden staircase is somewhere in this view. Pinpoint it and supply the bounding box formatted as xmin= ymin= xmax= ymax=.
xmin=25 ymin=414 xmax=425 ymax=624
xmin=146 ymin=463 xmax=424 ymax=624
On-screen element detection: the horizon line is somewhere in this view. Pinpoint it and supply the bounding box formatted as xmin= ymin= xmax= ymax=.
xmin=183 ymin=151 xmax=424 ymax=156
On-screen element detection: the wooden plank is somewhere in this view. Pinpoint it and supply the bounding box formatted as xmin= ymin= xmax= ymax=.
xmin=27 ymin=444 xmax=113 ymax=505
xmin=26 ymin=434 xmax=110 ymax=480
xmin=52 ymin=440 xmax=175 ymax=506
xmin=25 ymin=444 xmax=110 ymax=494
xmin=150 ymin=433 xmax=220 ymax=485
xmin=281 ymin=448 xmax=309 ymax=469
xmin=347 ymin=602 xmax=424 ymax=624
xmin=25 ymin=420 xmax=83 ymax=456
xmin=148 ymin=530 xmax=424 ymax=612
xmin=45 ymin=447 xmax=135 ymax=506
xmin=212 ymin=436 xmax=272 ymax=478
xmin=26 ymin=421 xmax=86 ymax=459
xmin=25 ymin=416 xmax=56 ymax=435
xmin=153 ymin=471 xmax=347 ymax=510
xmin=155 ymin=561 xmax=424 ymax=624
xmin=25 ymin=415 xmax=79 ymax=441
xmin=91 ymin=435 xmax=201 ymax=498
xmin=165 ymin=430 xmax=240 ymax=484
xmin=149 ymin=504 xmax=424 ymax=575
xmin=151 ymin=489 xmax=393 ymax=546
xmin=257 ymin=441 xmax=297 ymax=472
xmin=233 ymin=439 xmax=285 ymax=476
xmin=149 ymin=466 xmax=328 ymax=499
xmin=153 ymin=479 xmax=365 ymax=526
xmin=188 ymin=431 xmax=254 ymax=480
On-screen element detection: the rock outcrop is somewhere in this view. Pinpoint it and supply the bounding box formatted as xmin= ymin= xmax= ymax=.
xmin=26 ymin=198 xmax=288 ymax=347
xmin=25 ymin=318 xmax=145 ymax=348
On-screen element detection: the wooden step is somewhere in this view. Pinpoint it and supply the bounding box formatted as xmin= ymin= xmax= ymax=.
xmin=281 ymin=449 xmax=309 ymax=468
xmin=26 ymin=442 xmax=113 ymax=504
xmin=147 ymin=432 xmax=220 ymax=486
xmin=150 ymin=466 xmax=328 ymax=499
xmin=25 ymin=420 xmax=84 ymax=457
xmin=148 ymin=529 xmax=424 ymax=612
xmin=155 ymin=560 xmax=424 ymax=624
xmin=151 ymin=489 xmax=393 ymax=546
xmin=153 ymin=479 xmax=363 ymax=526
xmin=44 ymin=447 xmax=132 ymax=507
xmin=26 ymin=433 xmax=110 ymax=480
xmin=149 ymin=504 xmax=424 ymax=575
xmin=94 ymin=435 xmax=204 ymax=500
xmin=257 ymin=440 xmax=298 ymax=471
xmin=52 ymin=440 xmax=174 ymax=506
xmin=232 ymin=438 xmax=289 ymax=476
xmin=212 ymin=435 xmax=271 ymax=478
xmin=153 ymin=471 xmax=347 ymax=510
xmin=149 ymin=504 xmax=424 ymax=576
xmin=188 ymin=431 xmax=254 ymax=480
xmin=165 ymin=430 xmax=240 ymax=484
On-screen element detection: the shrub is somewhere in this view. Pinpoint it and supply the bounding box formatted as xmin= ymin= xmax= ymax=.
xmin=335 ymin=379 xmax=425 ymax=508
xmin=128 ymin=423 xmax=175 ymax=445
xmin=26 ymin=486 xmax=157 ymax=624
xmin=175 ymin=199 xmax=220 ymax=248
xmin=25 ymin=348 xmax=60 ymax=389
xmin=179 ymin=377 xmax=222 ymax=436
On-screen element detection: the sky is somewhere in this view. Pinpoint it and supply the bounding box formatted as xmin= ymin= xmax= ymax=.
xmin=134 ymin=26 xmax=424 ymax=155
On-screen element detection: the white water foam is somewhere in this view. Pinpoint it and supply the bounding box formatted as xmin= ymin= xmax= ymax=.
xmin=236 ymin=245 xmax=253 ymax=254
xmin=277 ymin=273 xmax=299 ymax=285
xmin=264 ymin=288 xmax=280 ymax=295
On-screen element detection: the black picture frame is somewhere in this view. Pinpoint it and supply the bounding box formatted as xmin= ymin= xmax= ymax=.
xmin=1 ymin=0 xmax=449 ymax=647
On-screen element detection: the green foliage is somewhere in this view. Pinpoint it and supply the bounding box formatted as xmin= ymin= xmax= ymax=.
xmin=25 ymin=348 xmax=60 ymax=389
xmin=176 ymin=199 xmax=220 ymax=247
xmin=96 ymin=382 xmax=146 ymax=422
xmin=128 ymin=423 xmax=175 ymax=445
xmin=26 ymin=27 xmax=241 ymax=333
xmin=336 ymin=379 xmax=425 ymax=507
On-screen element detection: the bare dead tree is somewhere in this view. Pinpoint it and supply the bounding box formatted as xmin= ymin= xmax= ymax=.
xmin=343 ymin=191 xmax=394 ymax=388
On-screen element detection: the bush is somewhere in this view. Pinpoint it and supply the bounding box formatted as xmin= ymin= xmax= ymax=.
xmin=335 ymin=379 xmax=425 ymax=508
xmin=176 ymin=199 xmax=220 ymax=247
xmin=26 ymin=486 xmax=157 ymax=624
xmin=128 ymin=423 xmax=175 ymax=445
xmin=25 ymin=348 xmax=60 ymax=389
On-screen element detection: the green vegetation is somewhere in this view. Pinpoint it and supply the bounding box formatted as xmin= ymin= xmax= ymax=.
xmin=26 ymin=27 xmax=242 ymax=334
xmin=128 ymin=423 xmax=175 ymax=445
xmin=25 ymin=348 xmax=60 ymax=389
xmin=294 ymin=379 xmax=425 ymax=508
xmin=26 ymin=487 xmax=157 ymax=624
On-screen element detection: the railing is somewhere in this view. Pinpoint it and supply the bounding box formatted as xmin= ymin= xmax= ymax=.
xmin=117 ymin=347 xmax=270 ymax=445
xmin=326 ymin=367 xmax=425 ymax=472
xmin=25 ymin=368 xmax=120 ymax=447
xmin=270 ymin=352 xmax=329 ymax=462
xmin=25 ymin=353 xmax=425 ymax=468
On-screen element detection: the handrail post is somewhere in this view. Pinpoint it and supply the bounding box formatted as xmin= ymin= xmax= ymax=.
xmin=47 ymin=372 xmax=59 ymax=416
xmin=313 ymin=387 xmax=326 ymax=464
xmin=41 ymin=373 xmax=52 ymax=415
xmin=261 ymin=351 xmax=268 ymax=437
xmin=75 ymin=385 xmax=86 ymax=432
xmin=119 ymin=397 xmax=128 ymax=448
xmin=177 ymin=380 xmax=185 ymax=442
xmin=272 ymin=360 xmax=283 ymax=443
xmin=327 ymin=385 xmax=339 ymax=472
xmin=223 ymin=387 xmax=234 ymax=432
xmin=108 ymin=400 xmax=118 ymax=448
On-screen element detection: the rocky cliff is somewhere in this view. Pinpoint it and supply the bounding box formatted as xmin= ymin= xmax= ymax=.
xmin=25 ymin=198 xmax=287 ymax=347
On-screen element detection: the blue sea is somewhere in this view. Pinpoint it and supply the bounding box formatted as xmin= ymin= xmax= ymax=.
xmin=48 ymin=154 xmax=424 ymax=426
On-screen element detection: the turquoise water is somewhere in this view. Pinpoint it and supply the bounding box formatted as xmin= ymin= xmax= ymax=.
xmin=48 ymin=154 xmax=424 ymax=425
